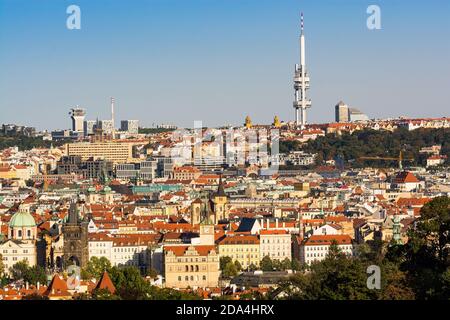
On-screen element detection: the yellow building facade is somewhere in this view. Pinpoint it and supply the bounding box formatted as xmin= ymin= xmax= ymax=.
xmin=65 ymin=141 xmax=135 ymax=163
xmin=218 ymin=234 xmax=260 ymax=269
xmin=163 ymin=245 xmax=220 ymax=289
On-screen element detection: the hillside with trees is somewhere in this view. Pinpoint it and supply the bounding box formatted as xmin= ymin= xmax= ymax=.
xmin=298 ymin=128 xmax=450 ymax=168
xmin=0 ymin=132 xmax=66 ymax=151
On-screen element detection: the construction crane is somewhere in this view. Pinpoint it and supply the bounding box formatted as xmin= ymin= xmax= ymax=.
xmin=359 ymin=151 xmax=414 ymax=170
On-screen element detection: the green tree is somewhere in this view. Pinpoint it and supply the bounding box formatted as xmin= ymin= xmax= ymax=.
xmin=9 ymin=261 xmax=46 ymax=285
xmin=22 ymin=293 xmax=49 ymax=300
xmin=25 ymin=265 xmax=47 ymax=285
xmin=0 ymin=253 xmax=4 ymax=277
xmin=91 ymin=288 xmax=120 ymax=300
xmin=109 ymin=266 xmax=150 ymax=300
xmin=248 ymin=263 xmax=257 ymax=271
xmin=290 ymin=259 xmax=302 ymax=271
xmin=82 ymin=257 xmax=112 ymax=280
xmin=397 ymin=196 xmax=450 ymax=299
xmin=146 ymin=268 xmax=158 ymax=279
xmin=234 ymin=260 xmax=242 ymax=271
xmin=280 ymin=258 xmax=292 ymax=271
xmin=220 ymin=256 xmax=232 ymax=270
xmin=9 ymin=260 xmax=29 ymax=281
xmin=222 ymin=262 xmax=238 ymax=278
xmin=261 ymin=256 xmax=273 ymax=271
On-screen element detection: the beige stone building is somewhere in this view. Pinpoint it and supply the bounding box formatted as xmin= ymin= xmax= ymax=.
xmin=163 ymin=245 xmax=219 ymax=289
xmin=65 ymin=141 xmax=135 ymax=163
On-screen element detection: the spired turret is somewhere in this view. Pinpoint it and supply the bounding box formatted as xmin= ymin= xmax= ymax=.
xmin=244 ymin=116 xmax=252 ymax=129
xmin=273 ymin=116 xmax=281 ymax=128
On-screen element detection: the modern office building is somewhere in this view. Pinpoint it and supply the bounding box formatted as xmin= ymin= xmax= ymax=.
xmin=99 ymin=120 xmax=114 ymax=135
xmin=120 ymin=120 xmax=139 ymax=134
xmin=70 ymin=108 xmax=86 ymax=134
xmin=115 ymin=160 xmax=157 ymax=180
xmin=83 ymin=120 xmax=97 ymax=136
xmin=65 ymin=141 xmax=134 ymax=163
xmin=348 ymin=108 xmax=369 ymax=122
xmin=335 ymin=101 xmax=369 ymax=122
xmin=335 ymin=101 xmax=349 ymax=122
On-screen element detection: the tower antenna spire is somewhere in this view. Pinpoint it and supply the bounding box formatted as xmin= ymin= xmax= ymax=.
xmin=292 ymin=12 xmax=311 ymax=128
xmin=301 ymin=12 xmax=304 ymax=34
xmin=111 ymin=97 xmax=115 ymax=139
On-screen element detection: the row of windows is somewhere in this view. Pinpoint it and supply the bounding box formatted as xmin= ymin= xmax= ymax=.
xmin=306 ymin=245 xmax=352 ymax=251
xmin=168 ymin=265 xmax=207 ymax=272
xmin=3 ymin=256 xmax=28 ymax=262
xmin=262 ymin=252 xmax=289 ymax=257
xmin=2 ymin=249 xmax=29 ymax=254
xmin=227 ymin=254 xmax=258 ymax=259
xmin=221 ymin=247 xmax=258 ymax=253
xmin=178 ymin=275 xmax=207 ymax=282
xmin=261 ymin=246 xmax=290 ymax=251
xmin=306 ymin=251 xmax=352 ymax=260
xmin=90 ymin=243 xmax=109 ymax=247
xmin=261 ymin=239 xmax=290 ymax=244
xmin=177 ymin=257 xmax=207 ymax=263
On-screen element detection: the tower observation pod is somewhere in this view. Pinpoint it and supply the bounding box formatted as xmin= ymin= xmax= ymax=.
xmin=293 ymin=12 xmax=311 ymax=128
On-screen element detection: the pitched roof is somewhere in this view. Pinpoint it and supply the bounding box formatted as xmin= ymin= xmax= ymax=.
xmin=218 ymin=234 xmax=260 ymax=245
xmin=94 ymin=271 xmax=116 ymax=294
xmin=44 ymin=275 xmax=71 ymax=298
xmin=394 ymin=171 xmax=420 ymax=183
xmin=304 ymin=234 xmax=352 ymax=246
xmin=164 ymin=245 xmax=216 ymax=256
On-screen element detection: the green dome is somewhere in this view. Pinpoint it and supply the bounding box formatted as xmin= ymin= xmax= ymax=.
xmin=102 ymin=186 xmax=112 ymax=193
xmin=9 ymin=211 xmax=36 ymax=228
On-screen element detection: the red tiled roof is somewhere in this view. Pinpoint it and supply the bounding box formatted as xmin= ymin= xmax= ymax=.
xmin=94 ymin=271 xmax=116 ymax=294
xmin=44 ymin=275 xmax=71 ymax=298
xmin=164 ymin=245 xmax=217 ymax=256
xmin=304 ymin=234 xmax=352 ymax=246
xmin=218 ymin=235 xmax=260 ymax=245
xmin=394 ymin=171 xmax=420 ymax=183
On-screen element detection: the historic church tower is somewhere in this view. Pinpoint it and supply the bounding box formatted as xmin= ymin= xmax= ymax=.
xmin=190 ymin=198 xmax=203 ymax=226
xmin=211 ymin=176 xmax=228 ymax=223
xmin=62 ymin=201 xmax=89 ymax=269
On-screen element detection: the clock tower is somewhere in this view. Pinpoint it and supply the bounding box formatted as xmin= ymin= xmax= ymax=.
xmin=199 ymin=223 xmax=215 ymax=245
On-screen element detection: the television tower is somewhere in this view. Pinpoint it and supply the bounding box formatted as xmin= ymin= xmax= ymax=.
xmin=293 ymin=13 xmax=311 ymax=127
xmin=111 ymin=97 xmax=115 ymax=139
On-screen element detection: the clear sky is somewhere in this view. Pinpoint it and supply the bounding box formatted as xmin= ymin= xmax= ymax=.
xmin=1 ymin=0 xmax=449 ymax=130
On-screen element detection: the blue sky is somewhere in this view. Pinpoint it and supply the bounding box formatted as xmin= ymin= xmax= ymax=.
xmin=0 ymin=0 xmax=449 ymax=130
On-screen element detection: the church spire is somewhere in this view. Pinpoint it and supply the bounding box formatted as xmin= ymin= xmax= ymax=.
xmin=216 ymin=175 xmax=226 ymax=197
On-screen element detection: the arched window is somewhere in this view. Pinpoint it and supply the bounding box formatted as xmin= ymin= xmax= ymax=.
xmin=27 ymin=230 xmax=31 ymax=238
xmin=195 ymin=265 xmax=199 ymax=272
xmin=18 ymin=230 xmax=22 ymax=238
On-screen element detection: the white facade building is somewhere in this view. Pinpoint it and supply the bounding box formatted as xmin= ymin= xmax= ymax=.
xmin=259 ymin=230 xmax=292 ymax=262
